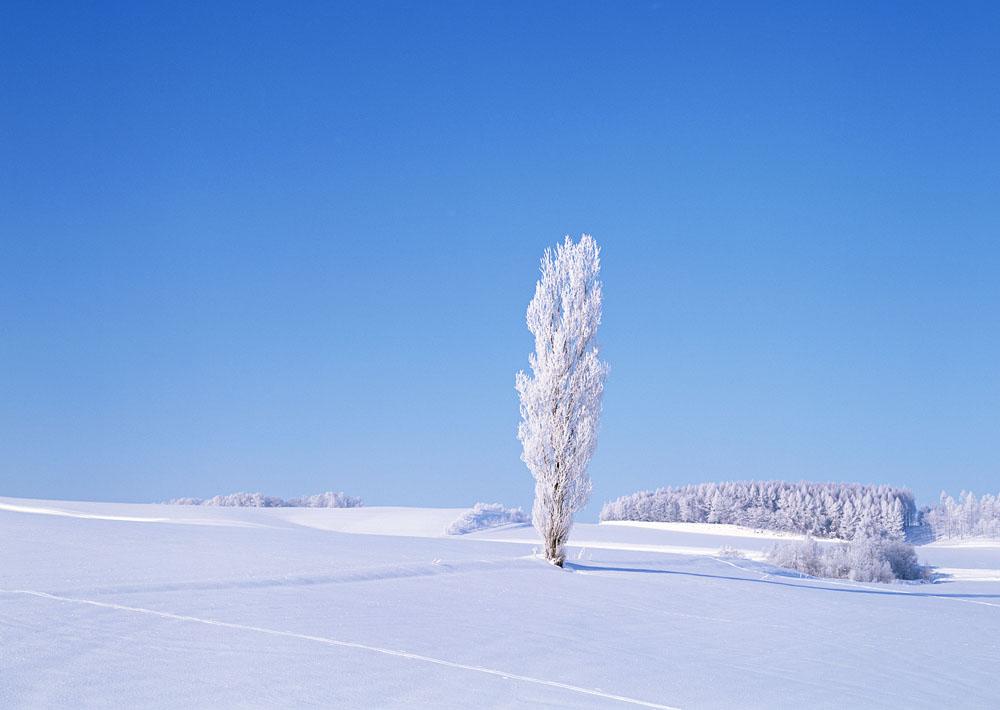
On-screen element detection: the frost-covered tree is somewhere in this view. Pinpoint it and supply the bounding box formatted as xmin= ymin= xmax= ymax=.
xmin=516 ymin=235 xmax=608 ymax=566
xmin=924 ymin=491 xmax=1000 ymax=540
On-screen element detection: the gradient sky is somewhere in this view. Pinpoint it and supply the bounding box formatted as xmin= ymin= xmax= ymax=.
xmin=2 ymin=2 xmax=999 ymax=519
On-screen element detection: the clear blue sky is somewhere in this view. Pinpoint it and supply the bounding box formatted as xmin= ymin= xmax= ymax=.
xmin=2 ymin=2 xmax=998 ymax=518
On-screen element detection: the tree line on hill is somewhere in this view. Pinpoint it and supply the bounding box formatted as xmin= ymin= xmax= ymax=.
xmin=922 ymin=491 xmax=1000 ymax=539
xmin=600 ymin=480 xmax=917 ymax=540
xmin=166 ymin=491 xmax=363 ymax=508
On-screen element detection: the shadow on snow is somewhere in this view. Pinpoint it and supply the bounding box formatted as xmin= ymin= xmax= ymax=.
xmin=565 ymin=562 xmax=1000 ymax=601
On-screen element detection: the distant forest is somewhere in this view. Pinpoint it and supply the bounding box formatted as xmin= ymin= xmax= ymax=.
xmin=600 ymin=481 xmax=917 ymax=540
xmin=924 ymin=491 xmax=1000 ymax=539
xmin=167 ymin=491 xmax=363 ymax=508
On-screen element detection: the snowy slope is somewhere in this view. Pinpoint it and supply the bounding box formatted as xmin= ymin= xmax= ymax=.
xmin=2 ymin=497 xmax=999 ymax=709
xmin=467 ymin=519 xmax=829 ymax=561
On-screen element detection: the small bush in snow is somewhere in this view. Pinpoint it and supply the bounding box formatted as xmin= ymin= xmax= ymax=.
xmin=767 ymin=536 xmax=824 ymax=577
xmin=716 ymin=545 xmax=745 ymax=559
xmin=165 ymin=491 xmax=362 ymax=508
xmin=878 ymin=539 xmax=924 ymax=580
xmin=446 ymin=503 xmax=530 ymax=535
xmin=767 ymin=535 xmax=926 ymax=583
xmin=839 ymin=537 xmax=894 ymax=583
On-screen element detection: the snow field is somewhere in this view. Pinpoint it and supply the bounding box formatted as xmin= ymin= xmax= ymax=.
xmin=2 ymin=497 xmax=999 ymax=709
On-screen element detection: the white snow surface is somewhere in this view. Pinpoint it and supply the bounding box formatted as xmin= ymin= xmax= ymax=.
xmin=922 ymin=537 xmax=1000 ymax=549
xmin=601 ymin=520 xmax=825 ymax=541
xmin=2 ymin=496 xmax=1000 ymax=709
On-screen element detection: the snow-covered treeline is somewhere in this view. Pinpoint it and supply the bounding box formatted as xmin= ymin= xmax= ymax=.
xmin=923 ymin=491 xmax=1000 ymax=539
xmin=445 ymin=503 xmax=530 ymax=535
xmin=166 ymin=491 xmax=363 ymax=508
xmin=601 ymin=481 xmax=917 ymax=540
xmin=767 ymin=535 xmax=926 ymax=582
xmin=288 ymin=492 xmax=364 ymax=508
xmin=167 ymin=492 xmax=283 ymax=507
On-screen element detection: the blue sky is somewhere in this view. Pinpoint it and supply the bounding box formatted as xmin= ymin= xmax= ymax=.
xmin=2 ymin=2 xmax=998 ymax=518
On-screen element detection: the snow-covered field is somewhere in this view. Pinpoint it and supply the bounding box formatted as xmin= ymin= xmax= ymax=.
xmin=2 ymin=497 xmax=999 ymax=709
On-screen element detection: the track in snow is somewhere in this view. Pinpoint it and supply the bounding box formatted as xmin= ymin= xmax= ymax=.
xmin=0 ymin=588 xmax=681 ymax=710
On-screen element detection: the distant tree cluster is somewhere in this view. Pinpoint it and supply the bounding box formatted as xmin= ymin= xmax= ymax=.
xmin=166 ymin=491 xmax=363 ymax=508
xmin=600 ymin=481 xmax=917 ymax=540
xmin=767 ymin=535 xmax=926 ymax=583
xmin=288 ymin=491 xmax=363 ymax=508
xmin=923 ymin=491 xmax=1000 ymax=539
xmin=446 ymin=503 xmax=530 ymax=535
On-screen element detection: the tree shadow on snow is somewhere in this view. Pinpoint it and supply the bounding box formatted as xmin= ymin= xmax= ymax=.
xmin=564 ymin=562 xmax=1000 ymax=601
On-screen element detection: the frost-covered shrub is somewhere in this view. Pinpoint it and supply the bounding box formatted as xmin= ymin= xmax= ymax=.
xmin=716 ymin=545 xmax=745 ymax=559
xmin=767 ymin=536 xmax=824 ymax=577
xmin=767 ymin=535 xmax=926 ymax=583
xmin=446 ymin=503 xmax=529 ymax=535
xmin=841 ymin=537 xmax=894 ymax=583
xmin=879 ymin=540 xmax=924 ymax=580
xmin=166 ymin=491 xmax=362 ymax=508
xmin=601 ymin=480 xmax=916 ymax=540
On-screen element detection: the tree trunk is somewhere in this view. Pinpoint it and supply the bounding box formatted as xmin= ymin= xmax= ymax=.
xmin=545 ymin=531 xmax=565 ymax=566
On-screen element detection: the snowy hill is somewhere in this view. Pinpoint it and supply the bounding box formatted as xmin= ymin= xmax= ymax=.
xmin=2 ymin=497 xmax=999 ymax=708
